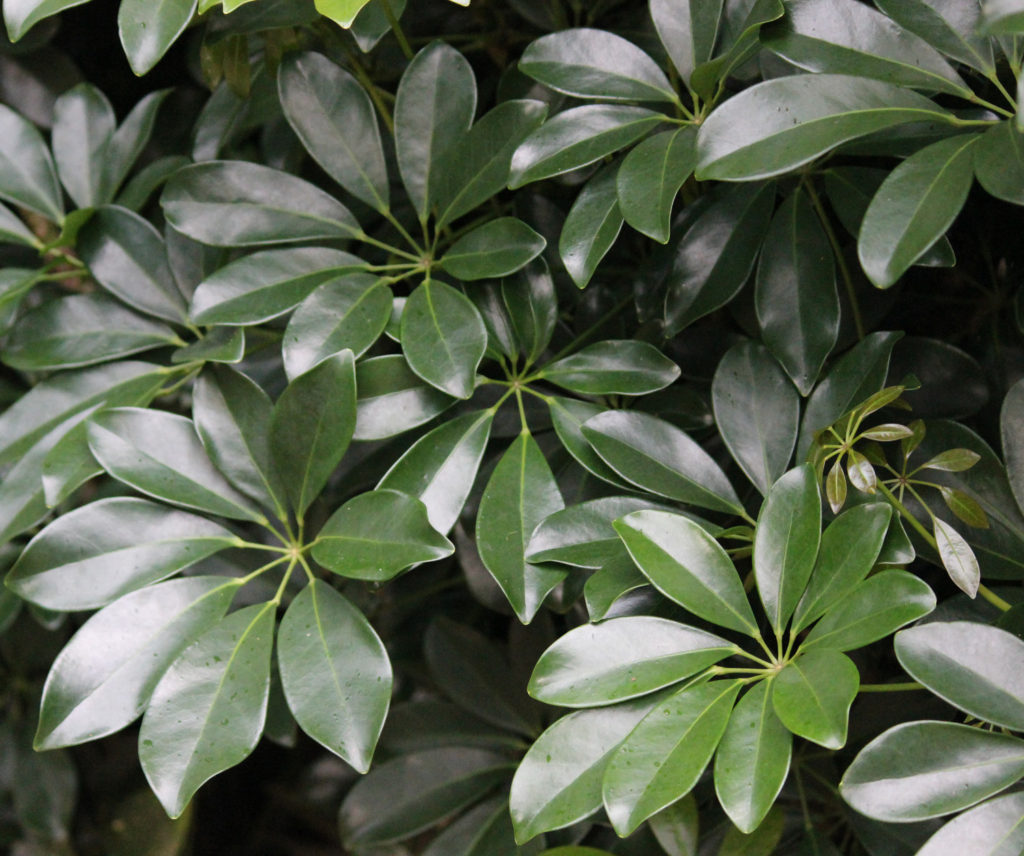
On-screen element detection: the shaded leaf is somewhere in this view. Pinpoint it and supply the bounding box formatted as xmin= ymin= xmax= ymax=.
xmin=353 ymin=354 xmax=456 ymax=441
xmin=541 ymin=340 xmax=680 ymax=396
xmin=441 ymin=217 xmax=546 ymax=281
xmin=560 ymin=164 xmax=624 ymax=290
xmin=617 ymin=127 xmax=697 ymax=244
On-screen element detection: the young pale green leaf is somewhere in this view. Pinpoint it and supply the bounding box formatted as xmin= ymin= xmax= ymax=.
xmin=583 ymin=410 xmax=743 ymax=515
xmin=762 ymin=0 xmax=969 ymax=95
xmin=35 ymin=577 xmax=237 ymax=749
xmin=440 ymin=217 xmax=546 ymax=281
xmin=118 ymin=0 xmax=196 ymax=76
xmin=527 ymin=496 xmax=671 ymax=569
xmin=278 ymin=579 xmax=390 ymax=772
xmin=5 ymin=498 xmax=239 ymax=610
xmin=510 ymin=697 xmax=662 ymax=843
xmin=560 ymin=164 xmax=624 ymax=289
xmin=615 ymin=510 xmax=758 ymax=635
xmin=279 ymin=51 xmax=389 ymax=212
xmin=603 ymin=680 xmax=741 ymax=836
xmin=714 ymin=681 xmax=792 ymax=834
xmin=1002 ymin=378 xmax=1024 ymax=516
xmin=77 ymin=205 xmax=187 ymax=323
xmin=88 ymin=408 xmax=264 ymax=522
xmin=192 ymin=366 xmax=284 ymax=513
xmin=518 ymin=28 xmax=677 ymax=103
xmin=377 ymin=410 xmax=493 ymax=534
xmin=353 ymin=354 xmax=456 ymax=441
xmin=0 ymin=103 xmax=63 ymax=222
xmin=695 ymin=74 xmax=952 ymax=181
xmin=859 ymin=134 xmax=979 ymax=289
xmin=541 ymin=341 xmax=679 ymax=396
xmin=792 ymin=503 xmax=892 ymax=632
xmin=584 ymin=553 xmax=650 ymax=622
xmin=772 ymin=649 xmax=858 ymax=749
xmin=875 ymin=0 xmax=995 ymax=74
xmin=270 ymin=349 xmax=356 ymax=518
xmin=941 ymin=486 xmax=990 ymax=528
xmin=434 ymin=99 xmax=547 ymax=229
xmin=548 ymin=398 xmax=633 ymax=490
xmin=139 ymin=602 xmax=274 ymax=818
xmin=396 ymin=40 xmax=476 ymax=222
xmin=841 ymin=721 xmax=1024 ymax=822
xmin=914 ymin=791 xmax=1024 ymax=856
xmin=664 ymin=181 xmax=775 ymax=335
xmin=529 ymin=616 xmax=735 ymax=708
xmin=896 ymin=621 xmax=1024 ymax=729
xmin=502 ymin=258 xmax=557 ymax=366
xmin=617 ymin=127 xmax=697 ymax=244
xmin=3 ymin=294 xmax=180 ymax=371
xmin=650 ymin=0 xmax=723 ymax=84
xmin=755 ymin=188 xmax=838 ymax=394
xmin=52 ymin=83 xmax=115 ymax=209
xmin=510 ymin=105 xmax=663 ymax=188
xmin=476 ymin=433 xmax=565 ymax=624
xmin=312 ymin=489 xmax=453 ymax=580
xmin=161 ymin=160 xmax=359 ymax=246
xmin=711 ymin=340 xmax=799 ymax=496
xmin=975 ymin=121 xmax=1024 ymax=205
xmin=753 ymin=465 xmax=822 ymax=633
xmin=920 ymin=447 xmax=983 ymax=472
xmin=934 ymin=516 xmax=980 ymax=596
xmin=190 ymin=247 xmax=364 ymax=326
xmin=401 ymin=279 xmax=486 ymax=399
xmin=3 ymin=0 xmax=91 ymax=40
xmin=801 ymin=571 xmax=935 ymax=652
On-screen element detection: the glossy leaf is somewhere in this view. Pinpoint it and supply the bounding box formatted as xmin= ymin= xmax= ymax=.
xmin=771 ymin=649 xmax=858 ymax=749
xmin=503 ymin=258 xmax=557 ymax=366
xmin=584 ymin=553 xmax=650 ymax=621
xmin=934 ymin=516 xmax=980 ymax=596
xmin=440 ymin=217 xmax=546 ymax=280
xmin=139 ymin=602 xmax=274 ymax=818
xmin=549 ymin=397 xmax=633 ymax=490
xmin=975 ymin=121 xmax=1024 ymax=205
xmin=476 ymin=433 xmax=566 ymax=623
xmin=650 ymin=0 xmax=723 ymax=84
xmin=617 ymin=127 xmax=697 ymax=243
xmin=875 ymin=0 xmax=994 ymax=74
xmin=528 ymin=616 xmax=735 ymax=707
xmin=277 ymin=579 xmax=390 ymax=772
xmin=52 ymin=83 xmax=115 ymax=209
xmin=5 ymin=498 xmax=239 ymax=610
xmin=353 ymin=354 xmax=455 ymax=441
xmin=118 ymin=0 xmax=196 ymax=75
xmin=915 ymin=791 xmax=1024 ymax=856
xmin=541 ymin=340 xmax=679 ymax=396
xmin=560 ymin=164 xmax=624 ymax=290
xmin=4 ymin=0 xmax=92 ymax=41
xmin=0 ymin=102 xmax=63 ymax=222
xmin=104 ymin=89 xmax=171 ymax=197
xmin=649 ymin=795 xmax=699 ymax=856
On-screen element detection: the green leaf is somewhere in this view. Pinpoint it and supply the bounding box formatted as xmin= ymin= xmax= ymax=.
xmin=771 ymin=649 xmax=858 ymax=749
xmin=4 ymin=0 xmax=92 ymax=41
xmin=664 ymin=181 xmax=775 ymax=335
xmin=1003 ymin=378 xmax=1024 ymax=516
xmin=434 ymin=99 xmax=548 ymax=229
xmin=690 ymin=0 xmax=785 ymax=100
xmin=941 ymin=486 xmax=990 ymax=528
xmin=3 ymin=294 xmax=180 ymax=371
xmin=548 ymin=397 xmax=633 ymax=490
xmin=35 ymin=576 xmax=237 ymax=749
xmin=277 ymin=579 xmax=390 ymax=772
xmin=649 ymin=795 xmax=699 ymax=856
xmin=560 ymin=164 xmax=624 ymax=290
xmin=859 ymin=134 xmax=979 ymax=288
xmin=380 ymin=699 xmax=523 ymax=755
xmin=717 ymin=806 xmax=786 ymax=856
xmin=78 ymin=206 xmax=188 ymax=323
xmin=270 ymin=350 xmax=356 ymax=518
xmin=583 ymin=410 xmax=743 ymax=515
xmin=441 ymin=217 xmax=546 ymax=280
xmin=88 ymin=407 xmax=264 ymax=521
xmin=396 ymin=40 xmax=476 ymax=222
xmin=279 ymin=51 xmax=389 ymax=212
xmin=603 ymin=680 xmax=741 ymax=835
xmin=0 ymin=200 xmax=38 ymax=247
xmin=503 ymin=258 xmax=557 ymax=366
xmin=983 ymin=0 xmax=1024 ymax=33
xmin=711 ymin=340 xmax=799 ymax=496
xmin=617 ymin=127 xmax=697 ymax=244
xmin=52 ymin=83 xmax=115 ymax=209
xmin=801 ymin=571 xmax=935 ymax=652
xmin=914 ymin=791 xmax=1024 ymax=856
xmin=584 ymin=553 xmax=649 ymax=621
xmin=190 ymin=247 xmax=364 ymax=326
xmin=377 ymin=410 xmax=494 ymax=534
xmin=976 ymin=121 xmax=1024 ymax=206
xmin=401 ymin=279 xmax=486 ymax=399
xmin=41 ymin=417 xmax=103 ymax=508
xmin=313 ymin=0 xmax=370 ymax=27
xmin=353 ymin=354 xmax=456 ymax=440
xmin=921 ymin=447 xmax=984 ymax=472
xmin=875 ymin=0 xmax=995 ymax=74
xmin=476 ymin=433 xmax=566 ymax=623
xmin=312 ymin=489 xmax=453 ymax=580
xmin=752 ymin=465 xmax=821 ymax=633
xmin=528 ymin=616 xmax=735 ymax=707
xmin=895 ymin=621 xmax=1024 ymax=729
xmin=762 ymin=0 xmax=969 ymax=95
xmin=139 ymin=602 xmax=274 ymax=818
xmin=5 ymin=498 xmax=239 ymax=610
xmin=510 ymin=105 xmax=663 ymax=188
xmin=162 ymin=161 xmax=359 ymax=246
xmin=841 ymin=721 xmax=1024 ymax=821
xmin=650 ymin=0 xmax=723 ymax=84
xmin=104 ymin=89 xmax=172 ymax=199
xmin=192 ymin=366 xmax=285 ymax=513
xmin=423 ymin=796 xmax=538 ymax=856
xmin=0 ymin=102 xmax=63 ymax=222
xmin=615 ymin=510 xmax=758 ymax=635
xmin=519 ymin=27 xmax=677 ymax=103
xmin=171 ymin=326 xmax=245 ymax=366
xmin=714 ymin=681 xmax=792 ymax=834
xmin=695 ymin=74 xmax=952 ymax=181
xmin=118 ymin=0 xmax=197 ymax=76
xmin=755 ymin=188 xmax=838 ymax=393
xmin=792 ymin=503 xmax=892 ymax=632
xmin=541 ymin=341 xmax=679 ymax=396
xmin=510 ymin=697 xmax=662 ymax=843
xmin=934 ymin=516 xmax=980 ymax=596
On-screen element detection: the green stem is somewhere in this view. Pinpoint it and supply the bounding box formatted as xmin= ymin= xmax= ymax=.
xmin=515 ymin=387 xmax=529 ymax=435
xmin=876 ymin=481 xmax=936 ymax=549
xmin=978 ymin=583 xmax=1013 ymax=612
xmin=355 ymin=230 xmax=422 ymax=262
xmin=379 ymin=0 xmax=414 ymax=60
xmin=272 ymin=559 xmax=297 ymax=605
xmin=859 ymin=682 xmax=924 ymax=692
xmin=381 ymin=208 xmax=425 ymax=257
xmin=966 ymin=92 xmax=1016 ymax=119
xmin=238 ymin=555 xmax=291 ymax=586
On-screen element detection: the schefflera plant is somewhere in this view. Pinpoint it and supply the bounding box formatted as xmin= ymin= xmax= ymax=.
xmin=3 ymin=349 xmax=455 ymax=819
xmin=509 ymin=465 xmax=937 ymax=842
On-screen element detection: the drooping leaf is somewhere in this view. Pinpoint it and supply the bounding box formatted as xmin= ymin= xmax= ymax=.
xmin=771 ymin=649 xmax=859 ymax=749
xmin=118 ymin=0 xmax=198 ymax=76
xmin=559 ymin=164 xmax=625 ymax=290
xmin=617 ymin=127 xmax=697 ymax=244
xmin=440 ymin=217 xmax=546 ymax=281
xmin=540 ymin=340 xmax=680 ymax=396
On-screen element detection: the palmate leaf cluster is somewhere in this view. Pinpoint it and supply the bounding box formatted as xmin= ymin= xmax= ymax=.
xmin=1 ymin=0 xmax=1024 ymax=853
